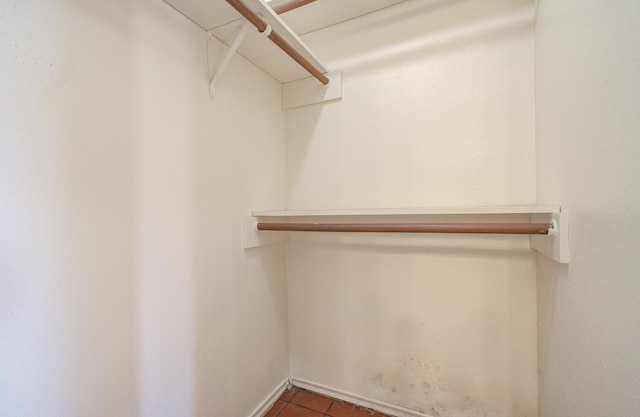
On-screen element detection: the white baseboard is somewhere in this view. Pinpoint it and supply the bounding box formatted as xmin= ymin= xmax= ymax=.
xmin=247 ymin=377 xmax=290 ymax=417
xmin=290 ymin=377 xmax=433 ymax=417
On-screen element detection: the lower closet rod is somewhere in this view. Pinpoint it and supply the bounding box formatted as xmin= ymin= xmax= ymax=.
xmin=257 ymin=222 xmax=551 ymax=235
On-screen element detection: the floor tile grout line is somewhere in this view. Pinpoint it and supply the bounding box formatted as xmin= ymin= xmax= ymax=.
xmin=273 ymin=398 xmax=334 ymax=417
xmin=270 ymin=387 xmax=394 ymax=417
xmin=288 ymin=389 xmax=334 ymax=415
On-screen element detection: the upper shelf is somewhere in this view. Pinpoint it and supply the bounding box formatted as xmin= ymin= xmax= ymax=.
xmin=164 ymin=0 xmax=407 ymax=34
xmin=163 ymin=0 xmax=408 ymax=83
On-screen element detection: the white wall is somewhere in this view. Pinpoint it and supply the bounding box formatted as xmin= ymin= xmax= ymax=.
xmin=535 ymin=1 xmax=640 ymax=416
xmin=286 ymin=1 xmax=538 ymax=416
xmin=0 ymin=1 xmax=288 ymax=416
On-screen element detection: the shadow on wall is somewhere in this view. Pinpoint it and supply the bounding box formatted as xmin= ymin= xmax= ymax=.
xmin=304 ymin=0 xmax=535 ymax=77
xmin=287 ymin=231 xmax=534 ymax=260
xmin=535 ymin=252 xmax=568 ymax=401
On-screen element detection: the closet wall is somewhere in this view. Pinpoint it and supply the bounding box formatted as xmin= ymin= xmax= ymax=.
xmin=0 ymin=1 xmax=288 ymax=416
xmin=535 ymin=1 xmax=640 ymax=416
xmin=285 ymin=1 xmax=537 ymax=416
xmin=6 ymin=1 xmax=637 ymax=417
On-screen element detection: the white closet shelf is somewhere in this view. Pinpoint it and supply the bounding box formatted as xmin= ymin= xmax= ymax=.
xmin=252 ymin=205 xmax=561 ymax=217
xmin=244 ymin=205 xmax=569 ymax=264
xmin=165 ymin=0 xmax=329 ymax=84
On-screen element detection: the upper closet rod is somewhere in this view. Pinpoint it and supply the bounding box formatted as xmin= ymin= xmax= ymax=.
xmin=225 ymin=0 xmax=329 ymax=85
xmin=257 ymin=222 xmax=552 ymax=235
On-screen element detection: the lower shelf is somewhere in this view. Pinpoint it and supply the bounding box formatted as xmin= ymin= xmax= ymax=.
xmin=243 ymin=206 xmax=569 ymax=264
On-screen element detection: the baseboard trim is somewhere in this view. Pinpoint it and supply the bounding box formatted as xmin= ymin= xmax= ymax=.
xmin=290 ymin=377 xmax=433 ymax=417
xmin=247 ymin=377 xmax=290 ymax=417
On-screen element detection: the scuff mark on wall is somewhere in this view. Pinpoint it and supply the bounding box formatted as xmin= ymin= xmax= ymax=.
xmin=370 ymin=351 xmax=503 ymax=417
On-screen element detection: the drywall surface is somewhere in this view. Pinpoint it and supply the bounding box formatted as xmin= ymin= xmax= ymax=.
xmin=0 ymin=1 xmax=287 ymax=416
xmin=284 ymin=1 xmax=537 ymax=416
xmin=535 ymin=1 xmax=640 ymax=416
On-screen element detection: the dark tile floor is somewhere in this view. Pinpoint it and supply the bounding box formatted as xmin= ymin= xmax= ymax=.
xmin=264 ymin=386 xmax=395 ymax=417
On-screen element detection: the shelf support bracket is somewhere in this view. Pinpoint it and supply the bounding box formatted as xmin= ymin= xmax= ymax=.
xmin=530 ymin=210 xmax=570 ymax=264
xmin=208 ymin=20 xmax=251 ymax=99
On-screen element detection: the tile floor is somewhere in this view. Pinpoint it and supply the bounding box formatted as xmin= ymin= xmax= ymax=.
xmin=264 ymin=386 xmax=395 ymax=417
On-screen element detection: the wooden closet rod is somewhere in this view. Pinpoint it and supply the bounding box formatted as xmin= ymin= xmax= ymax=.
xmin=257 ymin=222 xmax=551 ymax=235
xmin=272 ymin=0 xmax=317 ymax=15
xmin=225 ymin=0 xmax=329 ymax=85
